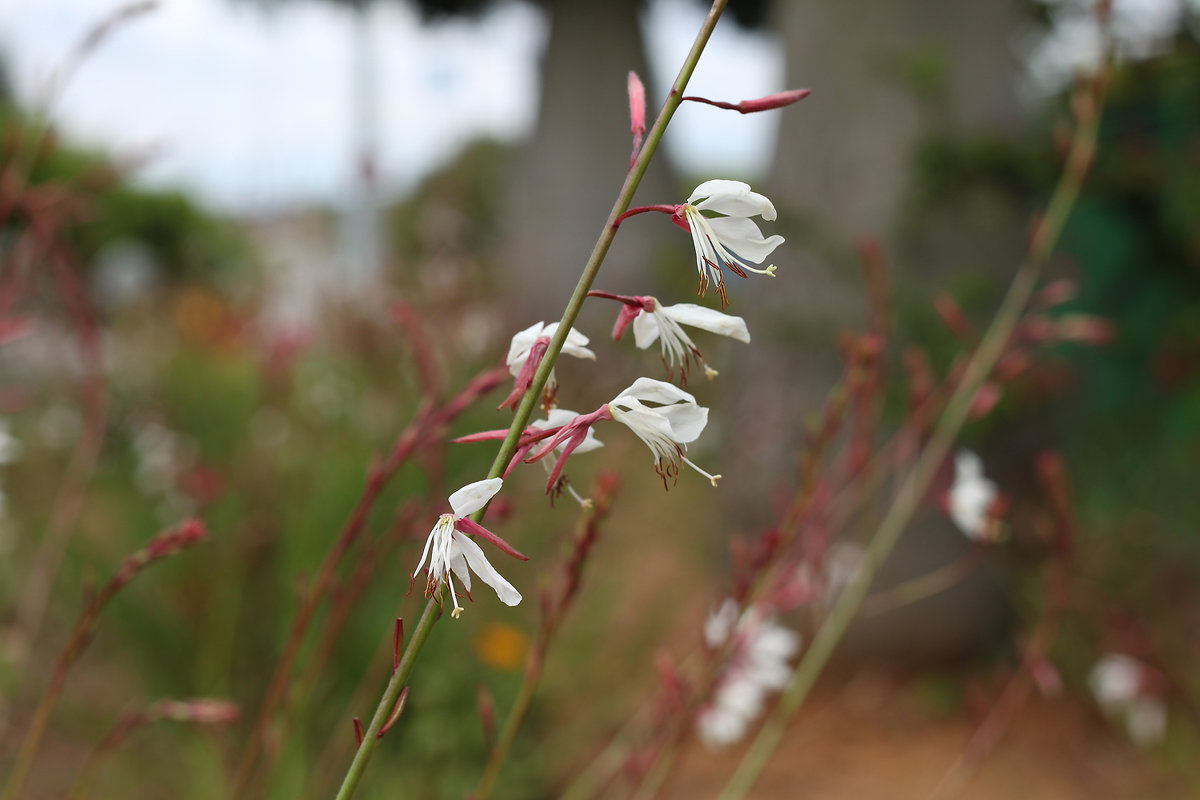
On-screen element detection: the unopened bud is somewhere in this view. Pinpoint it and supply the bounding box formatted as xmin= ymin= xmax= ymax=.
xmin=1056 ymin=314 xmax=1116 ymax=345
xmin=627 ymin=71 xmax=646 ymax=136
xmin=684 ymin=89 xmax=811 ymax=114
xmin=1034 ymin=278 xmax=1077 ymax=309
xmin=734 ymin=88 xmax=811 ymax=114
xmin=934 ymin=292 xmax=972 ymax=339
xmin=969 ymin=382 xmax=1003 ymax=419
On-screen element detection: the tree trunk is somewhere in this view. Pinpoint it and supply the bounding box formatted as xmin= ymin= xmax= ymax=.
xmin=499 ymin=0 xmax=673 ymax=323
xmin=721 ymin=0 xmax=1027 ymax=658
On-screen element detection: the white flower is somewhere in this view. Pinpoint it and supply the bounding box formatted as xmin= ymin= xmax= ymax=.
xmin=529 ymin=409 xmax=604 ymax=455
xmin=697 ymin=600 xmax=800 ymax=749
xmin=500 ymin=321 xmax=596 ymax=410
xmin=1089 ymin=652 xmax=1142 ymax=712
xmin=529 ymin=409 xmax=603 ymax=507
xmin=0 ymin=420 xmax=22 ymax=465
xmin=632 ymin=298 xmax=750 ymax=381
xmin=413 ymin=478 xmax=524 ymax=618
xmin=505 ymin=321 xmax=595 ymax=376
xmin=1125 ymin=697 xmax=1167 ymax=747
xmin=1088 ymin=653 xmax=1167 ymax=747
xmin=948 ymin=450 xmax=999 ymax=541
xmin=607 ymin=377 xmax=719 ymax=487
xmin=677 ymin=179 xmax=784 ymax=306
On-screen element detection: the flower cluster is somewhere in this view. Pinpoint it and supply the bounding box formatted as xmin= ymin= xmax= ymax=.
xmin=413 ymin=177 xmax=789 ymax=616
xmin=696 ymin=599 xmax=800 ymax=748
xmin=1088 ymin=653 xmax=1167 ymax=747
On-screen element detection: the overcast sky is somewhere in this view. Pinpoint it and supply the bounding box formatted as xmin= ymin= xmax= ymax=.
xmin=2 ymin=0 xmax=1192 ymax=212
xmin=0 ymin=0 xmax=783 ymax=211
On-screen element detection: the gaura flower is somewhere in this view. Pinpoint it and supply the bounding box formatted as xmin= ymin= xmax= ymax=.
xmin=592 ymin=291 xmax=750 ymax=383
xmin=673 ymin=179 xmax=784 ymax=306
xmin=948 ymin=450 xmax=1001 ymax=542
xmin=528 ymin=409 xmax=603 ymax=507
xmin=696 ymin=599 xmax=800 ymax=749
xmin=633 ymin=298 xmax=749 ymax=382
xmin=455 ymin=409 xmax=604 ymax=501
xmin=521 ymin=378 xmax=718 ymax=491
xmin=413 ymin=478 xmax=525 ymax=618
xmin=499 ymin=321 xmax=596 ymax=411
xmin=607 ymin=377 xmax=720 ymax=488
xmin=1088 ymin=653 xmax=1167 ymax=747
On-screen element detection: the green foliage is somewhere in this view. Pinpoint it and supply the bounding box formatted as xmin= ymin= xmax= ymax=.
xmin=904 ymin=34 xmax=1200 ymax=551
xmin=0 ymin=102 xmax=251 ymax=283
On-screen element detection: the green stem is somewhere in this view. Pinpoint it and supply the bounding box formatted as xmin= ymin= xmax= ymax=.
xmin=859 ymin=546 xmax=986 ymax=619
xmin=332 ymin=4 xmax=730 ymax=797
xmin=718 ymin=75 xmax=1105 ymax=800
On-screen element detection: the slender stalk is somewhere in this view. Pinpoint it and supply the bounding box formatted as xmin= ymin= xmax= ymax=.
xmin=718 ymin=71 xmax=1106 ymax=800
xmin=859 ymin=546 xmax=987 ymax=619
xmin=475 ymin=476 xmax=616 ymax=799
xmin=1 ymin=520 xmax=206 ymax=800
xmin=332 ymin=4 xmax=730 ymax=797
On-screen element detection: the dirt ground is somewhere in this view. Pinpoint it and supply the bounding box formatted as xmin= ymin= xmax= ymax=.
xmin=660 ymin=670 xmax=1188 ymax=800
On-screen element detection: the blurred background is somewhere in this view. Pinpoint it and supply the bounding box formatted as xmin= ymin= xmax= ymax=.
xmin=1 ymin=0 xmax=1199 ymax=797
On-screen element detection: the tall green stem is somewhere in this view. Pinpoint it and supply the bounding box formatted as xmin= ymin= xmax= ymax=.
xmin=718 ymin=75 xmax=1105 ymax=800
xmin=332 ymin=4 xmax=730 ymax=797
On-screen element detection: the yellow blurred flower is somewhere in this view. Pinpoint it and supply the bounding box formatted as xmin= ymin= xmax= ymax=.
xmin=473 ymin=622 xmax=528 ymax=671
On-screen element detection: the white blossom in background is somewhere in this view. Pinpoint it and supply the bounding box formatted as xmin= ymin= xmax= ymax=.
xmin=632 ymin=298 xmax=750 ymax=380
xmin=528 ymin=409 xmax=603 ymax=507
xmin=948 ymin=450 xmax=999 ymax=541
xmin=36 ymin=403 xmax=83 ymax=451
xmin=697 ymin=599 xmax=800 ymax=748
xmin=132 ymin=422 xmax=184 ymax=496
xmin=674 ymin=179 xmax=784 ymax=306
xmin=413 ymin=478 xmax=524 ymax=619
xmin=1088 ymin=652 xmax=1167 ymax=746
xmin=0 ymin=419 xmax=19 ymax=523
xmin=824 ymin=541 xmax=866 ymax=604
xmin=607 ymin=377 xmax=719 ymax=487
xmin=0 ymin=420 xmax=21 ymax=466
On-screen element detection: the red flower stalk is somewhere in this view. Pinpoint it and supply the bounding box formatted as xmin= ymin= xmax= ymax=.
xmin=682 ymin=88 xmax=811 ymax=114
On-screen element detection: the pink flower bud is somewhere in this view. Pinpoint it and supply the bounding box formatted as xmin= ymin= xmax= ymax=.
xmin=1034 ymin=278 xmax=1077 ymax=309
xmin=969 ymin=381 xmax=1003 ymax=419
xmin=627 ymin=71 xmax=646 ymax=136
xmin=1056 ymin=314 xmax=1116 ymax=345
xmin=735 ymin=88 xmax=811 ymax=113
xmin=934 ymin=292 xmax=972 ymax=339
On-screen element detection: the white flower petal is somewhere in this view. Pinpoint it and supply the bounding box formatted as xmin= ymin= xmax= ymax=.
xmin=688 ymin=179 xmax=752 ymax=204
xmin=704 ymin=216 xmax=786 ymax=263
xmin=704 ymin=599 xmax=740 ymax=647
xmin=663 ymin=304 xmax=751 ymax=343
xmin=631 ymin=310 xmax=662 ymax=349
xmin=540 ymin=408 xmax=581 ymax=428
xmin=1090 ymin=653 xmax=1143 ymax=710
xmin=658 ymin=402 xmax=708 ymax=444
xmin=1125 ymin=698 xmax=1167 ymax=746
xmin=454 ymin=531 xmax=522 ymax=606
xmin=448 ymin=477 xmax=504 ymax=517
xmin=616 ymin=377 xmax=697 ymax=407
xmin=956 ymin=450 xmax=984 ymax=478
xmin=506 ymin=322 xmax=547 ymax=367
xmin=448 ymin=549 xmax=473 ymax=592
xmin=949 ymin=451 xmax=998 ymax=540
xmin=696 ymin=188 xmax=778 ymax=221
